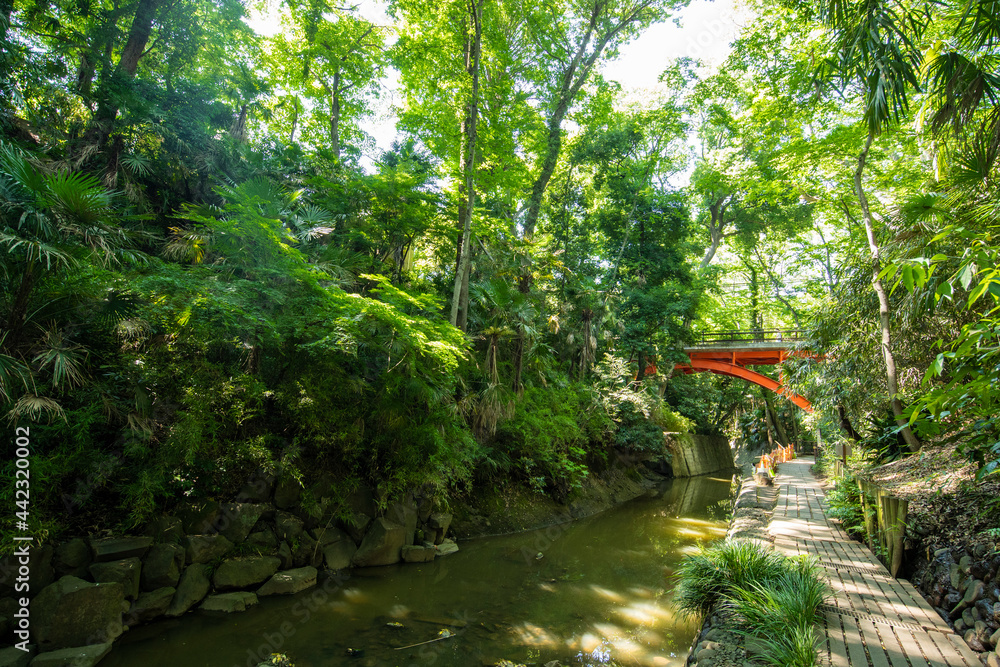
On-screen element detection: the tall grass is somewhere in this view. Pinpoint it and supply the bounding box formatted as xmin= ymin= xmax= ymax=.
xmin=673 ymin=540 xmax=828 ymax=667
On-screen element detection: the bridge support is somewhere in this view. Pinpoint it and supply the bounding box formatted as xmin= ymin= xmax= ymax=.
xmin=675 ymin=359 xmax=813 ymax=412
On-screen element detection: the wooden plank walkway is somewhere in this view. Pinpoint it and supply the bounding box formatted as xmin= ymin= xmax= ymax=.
xmin=771 ymin=457 xmax=983 ymax=667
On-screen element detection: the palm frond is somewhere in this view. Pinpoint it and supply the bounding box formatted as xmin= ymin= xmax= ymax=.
xmin=7 ymin=394 xmax=66 ymax=423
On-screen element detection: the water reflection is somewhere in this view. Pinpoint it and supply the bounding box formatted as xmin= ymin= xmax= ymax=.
xmin=102 ymin=474 xmax=733 ymax=667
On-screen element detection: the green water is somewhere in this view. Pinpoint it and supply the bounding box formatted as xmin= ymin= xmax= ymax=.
xmin=102 ymin=474 xmax=735 ymax=667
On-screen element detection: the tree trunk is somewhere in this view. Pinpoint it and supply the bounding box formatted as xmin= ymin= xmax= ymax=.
xmin=698 ymin=197 xmax=729 ymax=270
xmin=763 ymin=391 xmax=789 ymax=446
xmin=854 ymin=130 xmax=921 ymax=452
xmin=837 ymin=404 xmax=862 ymax=441
xmin=5 ymin=262 xmax=37 ymax=352
xmin=449 ymin=0 xmax=481 ymax=330
xmin=289 ymin=97 xmax=300 ymax=143
xmin=330 ymin=71 xmax=341 ymax=162
xmin=86 ymin=0 xmax=161 ymax=150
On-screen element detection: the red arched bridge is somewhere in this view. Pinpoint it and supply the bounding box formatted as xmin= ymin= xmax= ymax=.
xmin=674 ymin=329 xmax=818 ymax=412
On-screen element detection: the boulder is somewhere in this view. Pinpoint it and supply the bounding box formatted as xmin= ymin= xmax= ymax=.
xmin=165 ymin=564 xmax=211 ymax=617
xmin=292 ymin=533 xmax=322 ymax=569
xmin=987 ymin=653 xmax=1000 ymax=667
xmin=274 ymin=512 xmax=304 ymax=543
xmin=28 ymin=643 xmax=111 ymax=667
xmin=200 ymin=592 xmax=258 ymax=613
xmin=277 ymin=542 xmax=293 ymax=570
xmin=183 ymin=535 xmax=233 ymax=564
xmin=31 ymin=577 xmax=123 ymax=650
xmin=177 ymin=500 xmax=222 ymax=535
xmin=427 ymin=513 xmax=453 ymax=545
xmin=351 ymin=518 xmax=405 ymax=567
xmin=127 ymin=587 xmax=175 ymax=625
xmin=273 ymin=478 xmax=302 ymax=510
xmin=310 ymin=526 xmax=352 ymax=548
xmin=247 ymin=529 xmax=278 ymax=551
xmin=88 ymin=558 xmax=141 ymax=600
xmin=401 ymin=545 xmax=434 ymax=563
xmin=141 ymin=544 xmax=184 ymax=590
xmin=238 ymin=474 xmax=275 ymax=503
xmin=212 ymin=556 xmax=281 ymax=591
xmin=965 ymin=580 xmax=986 ymax=607
xmin=0 ymin=645 xmax=33 ymax=667
xmin=144 ymin=516 xmax=183 ymax=544
xmin=341 ymin=513 xmax=372 ymax=544
xmin=90 ymin=536 xmax=152 ymax=563
xmin=257 ymin=567 xmax=317 ymax=596
xmin=218 ymin=503 xmax=267 ymax=545
xmin=52 ymin=539 xmax=91 ymax=578
xmin=0 ymin=547 xmax=53 ymax=597
xmin=436 ymin=539 xmax=459 ymax=557
xmin=323 ymin=541 xmax=357 ymax=571
xmin=387 ymin=501 xmax=418 ymax=547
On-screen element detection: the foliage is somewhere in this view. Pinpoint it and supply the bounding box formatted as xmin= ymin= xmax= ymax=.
xmin=824 ymin=472 xmax=871 ymax=538
xmin=674 ymin=540 xmax=827 ymax=667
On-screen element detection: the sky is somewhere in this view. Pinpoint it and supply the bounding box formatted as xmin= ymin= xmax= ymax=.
xmin=248 ymin=0 xmax=747 ymax=167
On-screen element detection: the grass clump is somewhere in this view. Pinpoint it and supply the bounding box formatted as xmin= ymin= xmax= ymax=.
xmin=674 ymin=540 xmax=828 ymax=667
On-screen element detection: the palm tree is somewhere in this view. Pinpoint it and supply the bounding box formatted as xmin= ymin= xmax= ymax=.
xmin=0 ymin=143 xmax=137 ymax=419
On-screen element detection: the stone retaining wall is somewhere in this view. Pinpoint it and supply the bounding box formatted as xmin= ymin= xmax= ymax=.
xmin=0 ymin=474 xmax=459 ymax=667
xmin=668 ymin=434 xmax=736 ymax=478
xmin=684 ymin=475 xmax=778 ymax=667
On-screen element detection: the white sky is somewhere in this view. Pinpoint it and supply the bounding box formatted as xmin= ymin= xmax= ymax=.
xmin=247 ymin=0 xmax=746 ymax=169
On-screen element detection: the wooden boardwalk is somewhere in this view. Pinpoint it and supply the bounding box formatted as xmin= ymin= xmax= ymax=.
xmin=771 ymin=457 xmax=983 ymax=667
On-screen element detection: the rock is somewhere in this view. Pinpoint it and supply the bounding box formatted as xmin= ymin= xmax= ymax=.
xmin=292 ymin=533 xmax=322 ymax=569
xmin=200 ymin=592 xmax=258 ymax=613
xmin=257 ymin=567 xmax=317 ymax=596
xmin=212 ymin=556 xmax=281 ymax=591
xmin=436 ymin=538 xmax=459 ymax=557
xmin=987 ymin=653 xmax=1000 ymax=667
xmin=964 ymin=629 xmax=986 ymax=652
xmin=310 ymin=526 xmax=352 ymax=548
xmin=128 ymin=587 xmax=175 ymax=625
xmin=145 ymin=516 xmax=183 ymax=544
xmin=947 ymin=593 xmax=964 ymax=616
xmin=976 ymin=620 xmax=991 ymax=645
xmin=273 ymin=477 xmax=302 ymax=510
xmin=28 ymin=643 xmax=111 ymax=667
xmin=965 ymin=580 xmax=986 ymax=607
xmin=0 ymin=645 xmax=33 ymax=667
xmin=951 ymin=563 xmax=964 ymax=589
xmin=90 ymin=536 xmax=152 ymax=563
xmin=387 ymin=501 xmax=418 ymax=546
xmin=964 ymin=608 xmax=977 ymax=627
xmin=165 ymin=564 xmax=211 ymax=617
xmin=0 ymin=548 xmax=53 ymax=599
xmin=352 ymin=518 xmax=406 ymax=567
xmin=274 ymin=512 xmax=305 ymax=542
xmin=342 ymin=513 xmax=372 ymax=544
xmin=31 ymin=576 xmax=123 ymax=650
xmin=52 ymin=539 xmax=91 ymax=578
xmin=183 ymin=534 xmax=233 ymax=564
xmin=177 ymin=500 xmax=222 ymax=534
xmin=218 ymin=503 xmax=267 ymax=545
xmin=991 ymin=627 xmax=1000 ymax=646
xmin=238 ymin=474 xmax=275 ymax=503
xmin=427 ymin=513 xmax=453 ymax=545
xmin=323 ymin=541 xmax=357 ymax=571
xmin=141 ymin=544 xmax=184 ymax=590
xmin=88 ymin=558 xmax=141 ymax=600
xmin=978 ymin=599 xmax=995 ymax=621
xmin=277 ymin=542 xmax=293 ymax=570
xmin=401 ymin=545 xmax=435 ymax=563
xmin=961 ymin=555 xmax=974 ymax=574
xmin=956 ymin=618 xmax=967 ymax=632
xmin=247 ymin=529 xmax=279 ymax=551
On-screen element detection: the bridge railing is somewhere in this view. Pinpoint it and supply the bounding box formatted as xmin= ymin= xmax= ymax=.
xmin=693 ymin=329 xmax=807 ymax=345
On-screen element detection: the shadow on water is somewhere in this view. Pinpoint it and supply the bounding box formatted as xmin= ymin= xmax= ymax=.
xmin=102 ymin=474 xmax=735 ymax=667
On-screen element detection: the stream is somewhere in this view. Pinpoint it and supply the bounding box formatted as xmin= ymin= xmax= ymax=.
xmin=101 ymin=474 xmax=735 ymax=667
